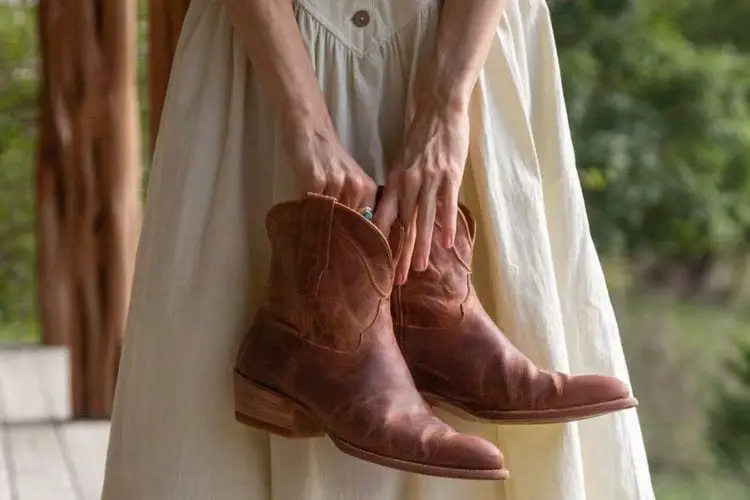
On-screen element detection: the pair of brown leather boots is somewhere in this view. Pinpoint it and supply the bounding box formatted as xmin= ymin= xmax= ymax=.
xmin=234 ymin=193 xmax=637 ymax=480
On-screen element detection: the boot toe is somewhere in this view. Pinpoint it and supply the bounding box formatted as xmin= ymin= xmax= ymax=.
xmin=436 ymin=433 xmax=506 ymax=472
xmin=565 ymin=374 xmax=635 ymax=407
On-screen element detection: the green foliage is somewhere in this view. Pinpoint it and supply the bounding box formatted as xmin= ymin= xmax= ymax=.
xmin=654 ymin=472 xmax=749 ymax=500
xmin=0 ymin=2 xmax=149 ymax=326
xmin=551 ymin=1 xmax=750 ymax=488
xmin=672 ymin=0 xmax=750 ymax=52
xmin=0 ymin=320 xmax=38 ymax=344
xmin=709 ymin=344 xmax=750 ymax=487
xmin=137 ymin=0 xmax=152 ymax=171
xmin=553 ymin=1 xmax=750 ymax=261
xmin=0 ymin=4 xmax=38 ymax=322
xmin=617 ymin=291 xmax=750 ymax=478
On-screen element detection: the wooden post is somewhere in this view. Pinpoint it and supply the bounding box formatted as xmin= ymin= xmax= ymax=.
xmin=36 ymin=0 xmax=141 ymax=418
xmin=149 ymin=0 xmax=192 ymax=151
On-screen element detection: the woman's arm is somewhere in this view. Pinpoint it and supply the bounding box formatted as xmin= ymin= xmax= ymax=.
xmin=219 ymin=0 xmax=376 ymax=207
xmin=422 ymin=0 xmax=507 ymax=110
xmin=220 ymin=0 xmax=327 ymax=129
xmin=375 ymin=0 xmax=506 ymax=283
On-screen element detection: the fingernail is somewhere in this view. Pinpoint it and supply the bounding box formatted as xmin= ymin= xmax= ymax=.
xmin=419 ymin=257 xmax=428 ymax=271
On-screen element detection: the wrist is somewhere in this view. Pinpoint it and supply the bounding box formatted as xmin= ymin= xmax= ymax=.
xmin=416 ymin=61 xmax=475 ymax=116
xmin=279 ymin=101 xmax=336 ymax=141
xmin=414 ymin=82 xmax=472 ymax=124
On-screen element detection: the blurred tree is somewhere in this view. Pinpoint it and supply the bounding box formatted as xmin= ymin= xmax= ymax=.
xmin=551 ymin=3 xmax=750 ymax=490
xmin=0 ymin=4 xmax=38 ymax=322
xmin=672 ymin=0 xmax=750 ymax=52
xmin=0 ymin=1 xmax=148 ymax=326
xmin=552 ymin=0 xmax=750 ymax=295
xmin=709 ymin=344 xmax=750 ymax=487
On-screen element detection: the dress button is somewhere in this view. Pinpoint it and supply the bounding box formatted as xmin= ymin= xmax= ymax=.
xmin=352 ymin=10 xmax=370 ymax=27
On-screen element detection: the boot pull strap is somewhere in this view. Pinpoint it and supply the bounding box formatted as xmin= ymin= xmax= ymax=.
xmin=297 ymin=194 xmax=335 ymax=294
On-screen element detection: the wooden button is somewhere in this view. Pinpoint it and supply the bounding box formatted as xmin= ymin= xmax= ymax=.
xmin=352 ymin=10 xmax=370 ymax=27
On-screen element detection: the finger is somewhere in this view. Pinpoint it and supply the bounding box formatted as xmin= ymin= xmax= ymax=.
xmin=360 ymin=179 xmax=378 ymax=212
xmin=412 ymin=175 xmax=440 ymax=272
xmin=339 ymin=176 xmax=363 ymax=209
xmin=307 ymin=172 xmax=327 ymax=195
xmin=396 ymin=215 xmax=418 ymax=285
xmin=398 ymin=167 xmax=421 ymax=228
xmin=351 ymin=178 xmax=377 ymax=221
xmin=373 ymin=173 xmax=400 ymax=234
xmin=322 ymin=176 xmax=344 ymax=202
xmin=439 ymin=179 xmax=460 ymax=248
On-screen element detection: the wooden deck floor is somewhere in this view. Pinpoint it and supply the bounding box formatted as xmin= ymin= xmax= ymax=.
xmin=0 ymin=347 xmax=110 ymax=500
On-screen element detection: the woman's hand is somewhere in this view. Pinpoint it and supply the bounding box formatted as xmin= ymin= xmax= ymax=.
xmin=374 ymin=101 xmax=470 ymax=284
xmin=283 ymin=118 xmax=377 ymax=209
xmin=371 ymin=0 xmax=507 ymax=284
xmin=220 ymin=0 xmax=375 ymax=209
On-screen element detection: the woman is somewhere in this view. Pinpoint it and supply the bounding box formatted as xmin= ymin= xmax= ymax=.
xmin=102 ymin=0 xmax=655 ymax=498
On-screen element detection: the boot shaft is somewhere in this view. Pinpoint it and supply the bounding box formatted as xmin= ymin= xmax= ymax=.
xmin=394 ymin=205 xmax=477 ymax=329
xmin=263 ymin=194 xmax=400 ymax=351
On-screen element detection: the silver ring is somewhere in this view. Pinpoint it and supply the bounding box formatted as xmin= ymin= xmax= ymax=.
xmin=358 ymin=206 xmax=374 ymax=221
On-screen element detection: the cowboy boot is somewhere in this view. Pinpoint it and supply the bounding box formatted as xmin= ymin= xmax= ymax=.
xmin=393 ymin=203 xmax=638 ymax=424
xmin=234 ymin=194 xmax=507 ymax=479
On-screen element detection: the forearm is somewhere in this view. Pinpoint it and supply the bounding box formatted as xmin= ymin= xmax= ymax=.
xmin=420 ymin=0 xmax=506 ymax=111
xmin=219 ymin=0 xmax=331 ymax=132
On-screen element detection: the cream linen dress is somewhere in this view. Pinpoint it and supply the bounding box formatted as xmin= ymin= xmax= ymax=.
xmin=101 ymin=0 xmax=655 ymax=498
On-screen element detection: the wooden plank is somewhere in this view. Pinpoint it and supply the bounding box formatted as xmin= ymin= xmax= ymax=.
xmin=34 ymin=347 xmax=72 ymax=420
xmin=59 ymin=422 xmax=110 ymax=500
xmin=37 ymin=0 xmax=141 ymax=418
xmin=0 ymin=351 xmax=48 ymax=423
xmin=0 ymin=349 xmax=114 ymax=499
xmin=7 ymin=425 xmax=79 ymax=500
xmin=95 ymin=0 xmax=143 ymax=418
xmin=0 ymin=348 xmax=70 ymax=423
xmin=149 ymin=0 xmax=192 ymax=151
xmin=0 ymin=434 xmax=11 ymax=500
xmin=0 ymin=378 xmax=13 ymax=500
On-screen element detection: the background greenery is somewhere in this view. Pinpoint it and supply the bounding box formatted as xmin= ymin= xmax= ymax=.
xmin=1 ymin=0 xmax=750 ymax=497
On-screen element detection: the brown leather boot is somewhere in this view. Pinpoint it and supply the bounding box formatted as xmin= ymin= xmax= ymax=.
xmin=234 ymin=194 xmax=507 ymax=480
xmin=393 ymin=204 xmax=638 ymax=424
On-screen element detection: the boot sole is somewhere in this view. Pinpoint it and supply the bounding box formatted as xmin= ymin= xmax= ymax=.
xmin=424 ymin=392 xmax=639 ymax=425
xmin=234 ymin=371 xmax=509 ymax=480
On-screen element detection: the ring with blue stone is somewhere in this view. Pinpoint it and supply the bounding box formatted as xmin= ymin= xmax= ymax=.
xmin=358 ymin=206 xmax=374 ymax=221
